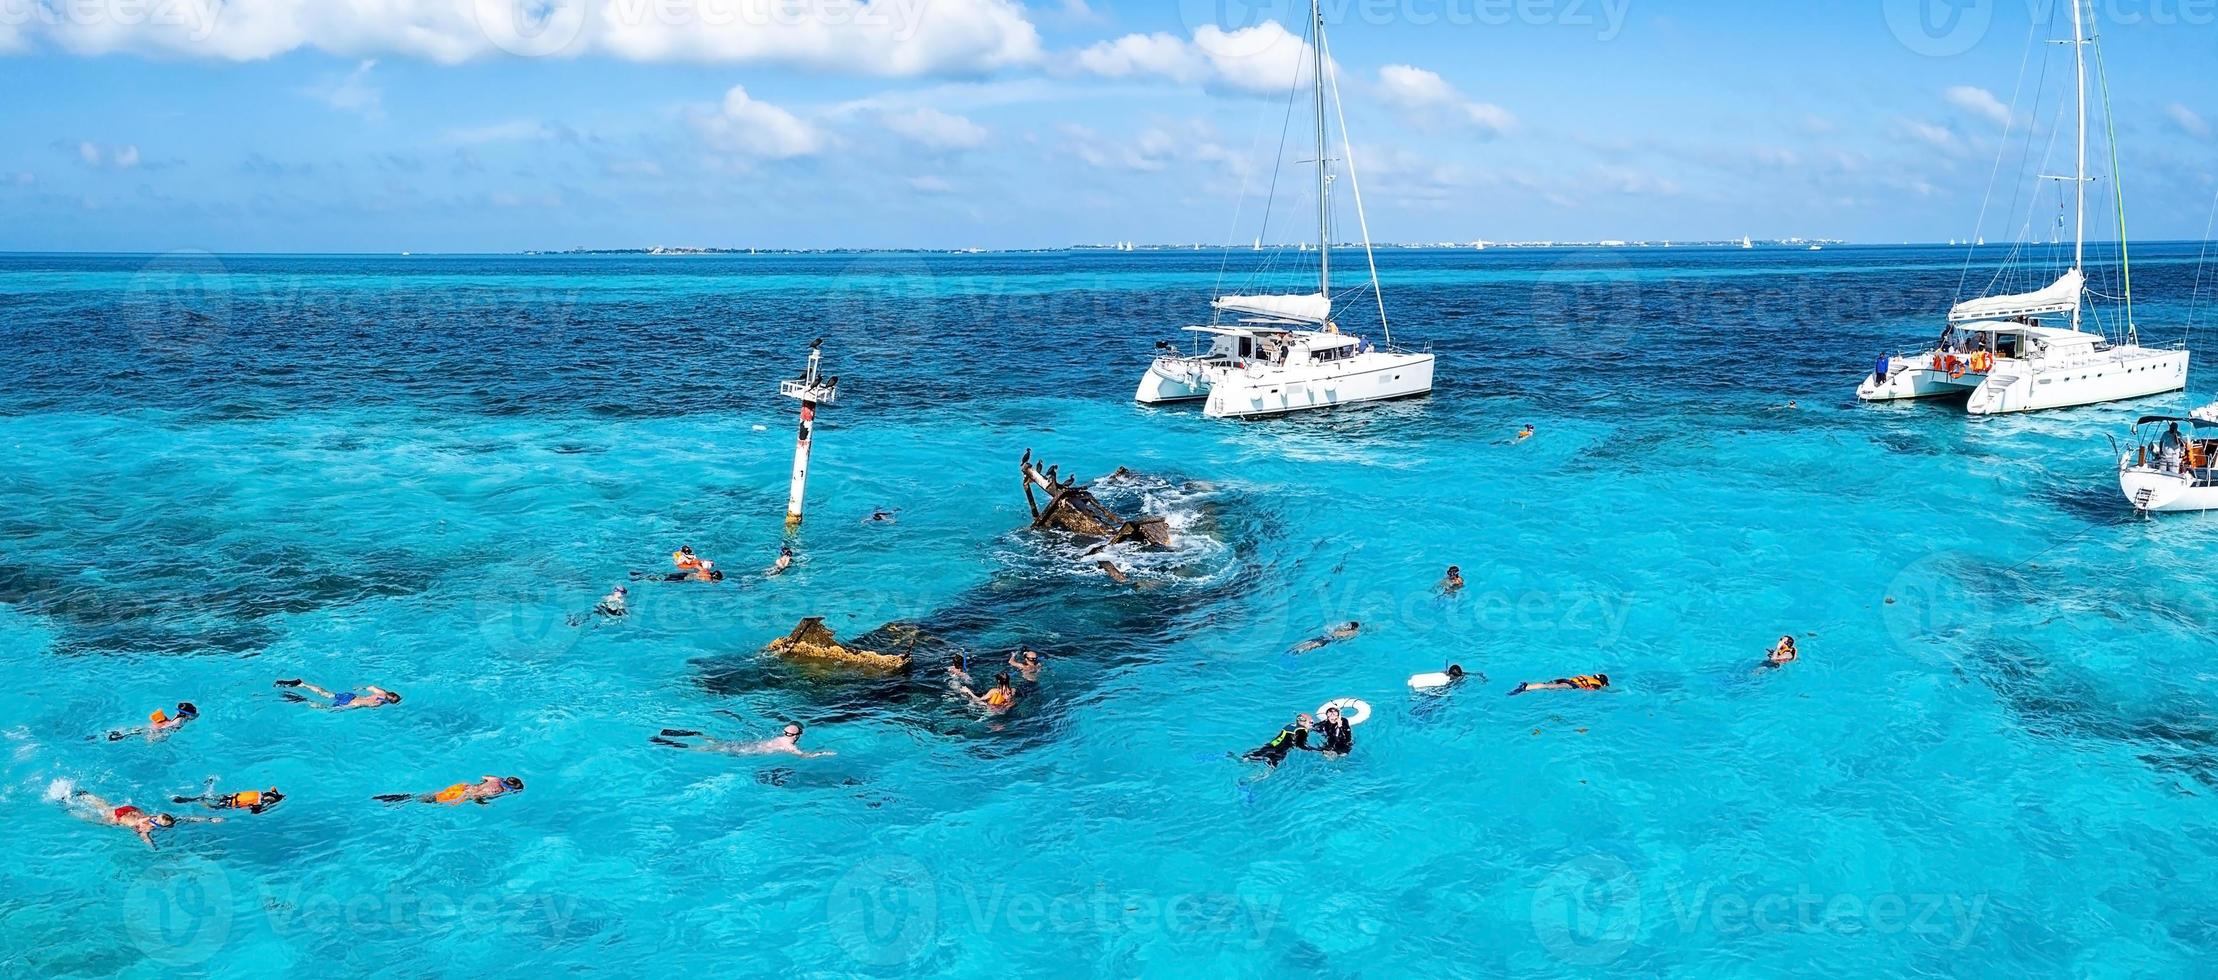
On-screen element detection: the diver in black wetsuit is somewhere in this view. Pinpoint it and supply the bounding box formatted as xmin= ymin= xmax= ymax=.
xmin=1241 ymin=713 xmax=1317 ymax=767
xmin=1314 ymin=706 xmax=1353 ymax=757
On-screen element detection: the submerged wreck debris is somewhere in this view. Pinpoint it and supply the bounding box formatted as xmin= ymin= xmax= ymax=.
xmin=1020 ymin=449 xmax=1172 ymax=550
xmin=765 ymin=616 xmax=917 ymax=670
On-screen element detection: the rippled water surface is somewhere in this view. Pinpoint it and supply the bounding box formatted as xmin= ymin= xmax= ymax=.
xmin=5 ymin=246 xmax=2218 ymax=977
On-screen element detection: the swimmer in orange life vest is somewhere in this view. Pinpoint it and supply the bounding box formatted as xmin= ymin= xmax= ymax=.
xmin=64 ymin=788 xmax=218 ymax=849
xmin=961 ymin=672 xmax=1018 ymax=713
xmin=673 ymin=545 xmax=706 ymax=572
xmin=375 ymin=775 xmax=524 ymax=806
xmin=173 ymin=779 xmax=286 ymax=814
xmin=274 ymin=678 xmax=401 ymax=710
xmin=652 ymin=721 xmax=834 ymax=758
xmin=1508 ymin=673 xmax=1610 ymax=695
xmin=106 ymin=702 xmax=199 ymax=741
xmin=1518 ymin=424 xmax=1536 ymax=440
xmin=1759 ymin=636 xmax=1798 ymax=669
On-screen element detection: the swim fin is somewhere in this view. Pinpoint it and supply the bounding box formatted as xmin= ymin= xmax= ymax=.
xmin=659 ymin=729 xmax=702 ymax=738
xmin=372 ymin=793 xmax=414 ymax=803
xmin=648 ymin=737 xmax=689 ymax=749
xmin=273 ymin=679 xmax=303 ymax=688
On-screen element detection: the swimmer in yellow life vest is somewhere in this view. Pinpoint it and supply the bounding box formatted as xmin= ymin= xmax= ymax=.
xmin=962 ymin=672 xmax=1018 ymax=713
xmin=1508 ymin=673 xmax=1610 ymax=695
xmin=173 ymin=779 xmax=286 ymax=814
xmin=673 ymin=545 xmax=706 ymax=573
xmin=375 ymin=775 xmax=524 ymax=806
xmin=105 ymin=702 xmax=199 ymax=742
xmin=1757 ymin=635 xmax=1799 ymax=671
xmin=1517 ymin=424 xmax=1536 ymax=440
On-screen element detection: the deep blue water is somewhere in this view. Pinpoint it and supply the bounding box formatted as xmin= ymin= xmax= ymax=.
xmin=4 ymin=245 xmax=2218 ymax=977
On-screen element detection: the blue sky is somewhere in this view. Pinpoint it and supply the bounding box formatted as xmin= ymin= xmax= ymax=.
xmin=0 ymin=0 xmax=2214 ymax=251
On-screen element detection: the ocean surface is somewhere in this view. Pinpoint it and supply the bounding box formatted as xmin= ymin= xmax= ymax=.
xmin=4 ymin=244 xmax=2218 ymax=978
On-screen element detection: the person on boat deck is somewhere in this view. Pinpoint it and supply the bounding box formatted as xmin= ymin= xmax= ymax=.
xmin=1315 ymin=705 xmax=1354 ymax=757
xmin=1288 ymin=621 xmax=1360 ymax=654
xmin=66 ymin=789 xmax=217 ymax=849
xmin=1009 ymin=646 xmax=1044 ymax=681
xmin=1242 ymin=714 xmax=1317 ymax=768
xmin=274 ymin=678 xmax=401 ymax=710
xmin=108 ymin=702 xmax=198 ymax=741
xmin=1760 ymin=636 xmax=1798 ymax=669
xmin=1437 ymin=565 xmax=1465 ymax=595
xmin=653 ymin=721 xmax=834 ymax=758
xmin=2162 ymin=423 xmax=2187 ymax=454
xmin=1508 ymin=674 xmax=1610 ymax=695
xmin=962 ymin=673 xmax=1019 ymax=713
xmin=378 ymin=776 xmax=523 ymax=806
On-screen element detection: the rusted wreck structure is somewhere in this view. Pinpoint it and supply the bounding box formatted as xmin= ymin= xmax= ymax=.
xmin=1020 ymin=449 xmax=1171 ymax=550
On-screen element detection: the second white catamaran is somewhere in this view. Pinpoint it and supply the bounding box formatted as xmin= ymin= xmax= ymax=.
xmin=1856 ymin=0 xmax=2187 ymax=414
xmin=1133 ymin=0 xmax=1435 ymax=419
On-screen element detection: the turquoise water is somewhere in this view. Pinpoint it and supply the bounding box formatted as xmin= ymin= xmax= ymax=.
xmin=5 ymin=245 xmax=2218 ymax=977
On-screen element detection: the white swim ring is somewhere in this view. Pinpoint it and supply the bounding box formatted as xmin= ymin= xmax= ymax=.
xmin=1317 ymin=697 xmax=1372 ymax=726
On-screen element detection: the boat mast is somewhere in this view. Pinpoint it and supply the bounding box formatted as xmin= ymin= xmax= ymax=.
xmin=1311 ymin=0 xmax=1330 ymax=307
xmin=2071 ymin=0 xmax=2087 ymax=332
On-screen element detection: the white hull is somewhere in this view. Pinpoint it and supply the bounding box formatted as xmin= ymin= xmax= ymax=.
xmin=2121 ymin=462 xmax=2218 ymax=512
xmin=1857 ymin=347 xmax=2188 ymax=414
xmin=1137 ymin=350 xmax=1434 ymax=418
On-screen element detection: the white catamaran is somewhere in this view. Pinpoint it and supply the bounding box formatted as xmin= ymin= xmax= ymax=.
xmin=1132 ymin=0 xmax=1435 ymax=419
xmin=1856 ymin=0 xmax=2187 ymax=414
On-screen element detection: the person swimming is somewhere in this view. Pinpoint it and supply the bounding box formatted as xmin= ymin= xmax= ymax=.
xmin=1518 ymin=424 xmax=1536 ymax=440
xmin=652 ymin=721 xmax=834 ymax=758
xmin=172 ymin=779 xmax=285 ymax=815
xmin=672 ymin=545 xmax=710 ymax=573
xmin=1759 ymin=635 xmax=1798 ymax=669
xmin=866 ymin=508 xmax=899 ymax=524
xmin=1315 ymin=705 xmax=1354 ymax=757
xmin=65 ymin=789 xmax=217 ymax=849
xmin=962 ymin=673 xmax=1018 ymax=713
xmin=274 ymin=679 xmax=401 ymax=710
xmin=1240 ymin=714 xmax=1316 ymax=768
xmin=1508 ymin=673 xmax=1610 ymax=695
xmin=105 ymin=702 xmax=198 ymax=742
xmin=1288 ymin=622 xmax=1360 ymax=655
xmin=567 ymin=586 xmax=629 ymax=627
xmin=376 ymin=775 xmax=524 ymax=806
xmin=947 ymin=652 xmax=975 ymax=690
xmin=1009 ymin=646 xmax=1043 ymax=682
xmin=767 ymin=545 xmax=794 ymax=576
xmin=1437 ymin=565 xmax=1465 ymax=595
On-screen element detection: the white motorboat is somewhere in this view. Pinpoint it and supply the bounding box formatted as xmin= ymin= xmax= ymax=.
xmin=1856 ymin=0 xmax=2188 ymax=414
xmin=1133 ymin=0 xmax=1435 ymax=419
xmin=2120 ymin=405 xmax=2218 ymax=512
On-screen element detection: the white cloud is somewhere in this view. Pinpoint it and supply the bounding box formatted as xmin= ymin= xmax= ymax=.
xmin=692 ymin=85 xmax=826 ymax=161
xmin=113 ymin=144 xmax=140 ymax=168
xmin=1057 ymin=120 xmax=1250 ymax=180
xmin=879 ymin=107 xmax=989 ymax=151
xmin=78 ymin=141 xmax=101 ymax=167
xmin=444 ymin=120 xmax=558 ymax=145
xmin=1375 ymin=64 xmax=1515 ymax=137
xmin=1944 ymin=86 xmax=2011 ymax=127
xmin=2167 ymin=103 xmax=2212 ymax=139
xmin=308 ymin=59 xmax=382 ymax=118
xmin=1589 ymin=164 xmax=1681 ymax=197
xmin=1893 ymin=119 xmax=1958 ymax=152
xmin=908 ymin=175 xmax=956 ymax=194
xmin=604 ymin=159 xmax=664 ymax=178
xmin=13 ymin=0 xmax=1041 ymax=77
xmin=71 ymin=141 xmax=139 ymax=169
xmin=1071 ymin=21 xmax=1321 ymax=96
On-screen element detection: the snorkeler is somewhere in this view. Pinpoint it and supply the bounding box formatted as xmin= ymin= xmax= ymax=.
xmin=947 ymin=652 xmax=976 ymax=690
xmin=273 ymin=679 xmax=401 ymax=710
xmin=1758 ymin=636 xmax=1799 ymax=669
xmin=1437 ymin=565 xmax=1465 ymax=595
xmin=652 ymin=721 xmax=834 ymax=758
xmin=172 ymin=779 xmax=285 ymax=815
xmin=375 ymin=775 xmax=524 ymax=806
xmin=65 ymin=789 xmax=217 ymax=849
xmin=1315 ymin=705 xmax=1354 ymax=757
xmin=672 ymin=545 xmax=711 ymax=573
xmin=1410 ymin=664 xmax=1479 ymax=690
xmin=866 ymin=508 xmax=899 ymax=524
xmin=1508 ymin=674 xmax=1610 ymax=695
xmin=766 ymin=545 xmax=794 ymax=576
xmin=1009 ymin=646 xmax=1044 ymax=681
xmin=1288 ymin=621 xmax=1360 ymax=655
xmin=1518 ymin=424 xmax=1536 ymax=440
xmin=962 ymin=672 xmax=1019 ymax=713
xmin=1239 ymin=714 xmax=1316 ymax=768
xmin=105 ymin=702 xmax=199 ymax=742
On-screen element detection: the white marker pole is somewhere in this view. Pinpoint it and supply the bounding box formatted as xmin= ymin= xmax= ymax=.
xmin=780 ymin=342 xmax=835 ymax=528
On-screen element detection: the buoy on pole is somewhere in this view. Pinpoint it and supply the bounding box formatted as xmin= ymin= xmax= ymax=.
xmin=778 ymin=338 xmax=839 ymax=528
